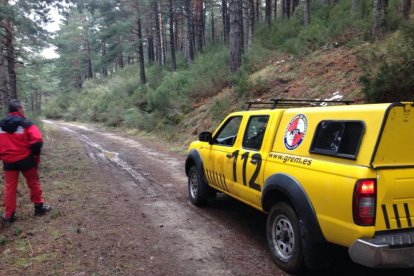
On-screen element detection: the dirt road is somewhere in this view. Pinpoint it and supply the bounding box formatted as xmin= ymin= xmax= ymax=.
xmin=42 ymin=120 xmax=283 ymax=275
xmin=1 ymin=121 xmax=413 ymax=275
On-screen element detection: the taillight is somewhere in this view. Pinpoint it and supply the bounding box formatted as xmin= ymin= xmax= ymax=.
xmin=353 ymin=179 xmax=376 ymax=226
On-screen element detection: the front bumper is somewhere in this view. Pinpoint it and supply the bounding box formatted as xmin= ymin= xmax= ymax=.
xmin=349 ymin=229 xmax=414 ymax=268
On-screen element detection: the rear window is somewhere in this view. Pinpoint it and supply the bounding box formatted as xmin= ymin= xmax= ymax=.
xmin=310 ymin=121 xmax=364 ymax=160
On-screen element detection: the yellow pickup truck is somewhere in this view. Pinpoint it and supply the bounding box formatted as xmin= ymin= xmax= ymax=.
xmin=185 ymin=99 xmax=414 ymax=273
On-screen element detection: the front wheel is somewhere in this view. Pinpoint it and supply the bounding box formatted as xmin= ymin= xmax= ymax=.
xmin=188 ymin=166 xmax=209 ymax=206
xmin=266 ymin=202 xmax=305 ymax=273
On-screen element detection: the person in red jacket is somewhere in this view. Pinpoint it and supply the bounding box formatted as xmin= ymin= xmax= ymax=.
xmin=0 ymin=99 xmax=51 ymax=226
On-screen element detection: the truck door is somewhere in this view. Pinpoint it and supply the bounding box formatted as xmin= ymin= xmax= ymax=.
xmin=203 ymin=116 xmax=243 ymax=194
xmin=232 ymin=115 xmax=270 ymax=207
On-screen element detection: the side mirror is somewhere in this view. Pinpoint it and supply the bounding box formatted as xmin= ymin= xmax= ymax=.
xmin=199 ymin=131 xmax=213 ymax=144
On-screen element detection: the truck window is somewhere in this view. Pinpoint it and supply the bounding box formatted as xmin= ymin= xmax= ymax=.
xmin=242 ymin=115 xmax=269 ymax=150
xmin=214 ymin=116 xmax=242 ymax=146
xmin=310 ymin=121 xmax=364 ymax=159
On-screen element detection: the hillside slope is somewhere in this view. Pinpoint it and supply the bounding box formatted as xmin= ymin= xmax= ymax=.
xmin=177 ymin=45 xmax=366 ymax=149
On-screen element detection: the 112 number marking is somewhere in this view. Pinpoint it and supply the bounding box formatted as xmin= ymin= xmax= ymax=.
xmin=231 ymin=150 xmax=261 ymax=191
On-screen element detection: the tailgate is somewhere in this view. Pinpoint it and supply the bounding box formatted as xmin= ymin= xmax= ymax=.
xmin=377 ymin=168 xmax=414 ymax=231
xmin=372 ymin=103 xmax=414 ymax=168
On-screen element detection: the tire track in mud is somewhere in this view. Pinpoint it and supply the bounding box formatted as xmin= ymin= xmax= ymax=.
xmin=53 ymin=123 xmax=157 ymax=197
xmin=43 ymin=120 xmax=246 ymax=275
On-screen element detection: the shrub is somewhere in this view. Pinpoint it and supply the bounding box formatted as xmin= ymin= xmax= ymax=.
xmin=232 ymin=70 xmax=253 ymax=97
xmin=209 ymin=95 xmax=231 ymax=122
xmin=147 ymin=45 xmax=229 ymax=116
xmin=44 ymin=102 xmax=64 ymax=119
xmin=255 ymin=0 xmax=407 ymax=54
xmin=360 ymin=62 xmax=414 ymax=102
xmin=360 ymin=22 xmax=414 ymax=102
xmin=44 ymin=91 xmax=77 ymax=119
xmin=242 ymin=42 xmax=274 ymax=73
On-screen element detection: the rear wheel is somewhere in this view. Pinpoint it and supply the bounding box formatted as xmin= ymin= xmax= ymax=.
xmin=188 ymin=166 xmax=209 ymax=206
xmin=267 ymin=202 xmax=305 ymax=273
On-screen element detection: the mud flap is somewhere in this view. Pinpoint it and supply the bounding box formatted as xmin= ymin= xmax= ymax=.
xmin=299 ymin=220 xmax=332 ymax=269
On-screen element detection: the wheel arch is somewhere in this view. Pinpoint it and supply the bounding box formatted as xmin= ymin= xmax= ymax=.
xmin=262 ymin=173 xmax=325 ymax=244
xmin=185 ymin=149 xmax=206 ymax=183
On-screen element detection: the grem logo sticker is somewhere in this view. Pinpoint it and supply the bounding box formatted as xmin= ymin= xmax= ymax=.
xmin=284 ymin=114 xmax=308 ymax=150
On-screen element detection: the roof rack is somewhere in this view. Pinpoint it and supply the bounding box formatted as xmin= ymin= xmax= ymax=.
xmin=245 ymin=98 xmax=354 ymax=110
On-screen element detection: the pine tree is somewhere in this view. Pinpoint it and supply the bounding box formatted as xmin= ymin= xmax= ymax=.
xmin=400 ymin=0 xmax=411 ymax=19
xmin=372 ymin=0 xmax=386 ymax=38
xmin=169 ymin=0 xmax=177 ymax=71
xmin=229 ymin=0 xmax=242 ymax=74
xmin=304 ymin=0 xmax=310 ymax=26
xmin=0 ymin=0 xmax=59 ymax=106
xmin=184 ymin=0 xmax=194 ymax=62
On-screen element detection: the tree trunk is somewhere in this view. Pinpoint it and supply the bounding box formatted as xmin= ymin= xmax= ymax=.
xmin=153 ymin=1 xmax=162 ymax=66
xmin=247 ymin=0 xmax=255 ymax=49
xmin=372 ymin=0 xmax=386 ymax=39
xmin=274 ymin=0 xmax=277 ymax=19
xmin=304 ymin=0 xmax=310 ymax=26
xmin=229 ymin=0 xmax=242 ymax=74
xmin=0 ymin=34 xmax=9 ymax=113
xmin=5 ymin=18 xmax=17 ymax=99
xmin=184 ymin=0 xmax=194 ymax=62
xmin=265 ymin=0 xmax=272 ymax=26
xmin=169 ymin=0 xmax=177 ymax=71
xmin=85 ymin=31 xmax=93 ymax=79
xmin=137 ymin=18 xmax=147 ymax=83
xmin=240 ymin=0 xmax=244 ymax=54
xmin=400 ymin=0 xmax=411 ymax=19
xmin=192 ymin=18 xmax=196 ymax=53
xmin=175 ymin=12 xmax=180 ymax=50
xmin=286 ymin=0 xmax=290 ymax=18
xmin=195 ymin=0 xmax=204 ymax=52
xmin=255 ymin=0 xmax=260 ymax=22
xmin=203 ymin=3 xmax=206 ymax=46
xmin=34 ymin=89 xmax=41 ymax=115
xmin=147 ymin=26 xmax=155 ymax=63
xmin=30 ymin=92 xmax=34 ymax=114
xmin=80 ymin=14 xmax=93 ymax=79
xmin=158 ymin=0 xmax=166 ymax=65
xmin=211 ymin=0 xmax=215 ymax=42
xmin=222 ymin=0 xmax=229 ymax=42
xmin=291 ymin=0 xmax=299 ymax=15
xmin=117 ymin=36 xmax=124 ymax=69
xmin=351 ymin=0 xmax=361 ymax=17
xmin=76 ymin=73 xmax=82 ymax=88
xmin=102 ymin=42 xmax=108 ymax=78
xmin=282 ymin=0 xmax=289 ymax=18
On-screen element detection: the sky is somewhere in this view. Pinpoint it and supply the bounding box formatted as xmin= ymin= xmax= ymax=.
xmin=40 ymin=6 xmax=63 ymax=59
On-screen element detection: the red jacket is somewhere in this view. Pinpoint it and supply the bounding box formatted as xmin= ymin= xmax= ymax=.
xmin=0 ymin=112 xmax=43 ymax=164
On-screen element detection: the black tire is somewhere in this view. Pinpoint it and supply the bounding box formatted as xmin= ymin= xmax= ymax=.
xmin=266 ymin=202 xmax=305 ymax=273
xmin=188 ymin=166 xmax=210 ymax=206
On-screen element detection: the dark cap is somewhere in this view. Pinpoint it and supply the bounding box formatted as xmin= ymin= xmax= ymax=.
xmin=8 ymin=99 xmax=23 ymax=113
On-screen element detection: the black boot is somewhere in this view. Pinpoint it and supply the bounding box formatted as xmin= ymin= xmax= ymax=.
xmin=34 ymin=203 xmax=52 ymax=216
xmin=1 ymin=212 xmax=16 ymax=226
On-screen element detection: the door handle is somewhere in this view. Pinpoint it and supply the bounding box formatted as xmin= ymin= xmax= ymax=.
xmin=250 ymin=158 xmax=258 ymax=164
xmin=226 ymin=153 xmax=234 ymax=158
